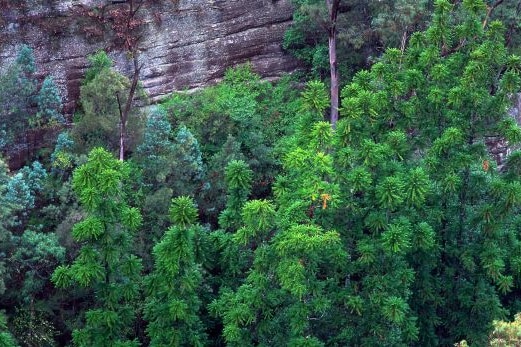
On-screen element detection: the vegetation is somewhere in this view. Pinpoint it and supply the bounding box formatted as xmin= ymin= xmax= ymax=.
xmin=1 ymin=0 xmax=521 ymax=346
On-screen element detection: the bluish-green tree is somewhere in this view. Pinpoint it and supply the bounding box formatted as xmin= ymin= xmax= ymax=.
xmin=0 ymin=45 xmax=37 ymax=147
xmin=36 ymin=76 xmax=65 ymax=125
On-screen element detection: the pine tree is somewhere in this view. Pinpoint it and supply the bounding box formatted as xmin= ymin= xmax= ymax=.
xmin=51 ymin=148 xmax=143 ymax=347
xmin=144 ymin=196 xmax=207 ymax=346
xmin=218 ymin=160 xmax=253 ymax=232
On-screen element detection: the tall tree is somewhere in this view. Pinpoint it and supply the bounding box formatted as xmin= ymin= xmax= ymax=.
xmin=52 ymin=148 xmax=143 ymax=346
xmin=73 ymin=51 xmax=145 ymax=156
xmin=326 ymin=0 xmax=340 ymax=127
xmin=144 ymin=196 xmax=207 ymax=346
xmin=0 ymin=45 xmax=37 ymax=151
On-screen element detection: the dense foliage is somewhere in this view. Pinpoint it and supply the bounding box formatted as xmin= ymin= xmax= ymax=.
xmin=1 ymin=1 xmax=521 ymax=346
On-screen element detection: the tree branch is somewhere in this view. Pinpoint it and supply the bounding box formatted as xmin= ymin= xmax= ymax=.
xmin=483 ymin=0 xmax=504 ymax=28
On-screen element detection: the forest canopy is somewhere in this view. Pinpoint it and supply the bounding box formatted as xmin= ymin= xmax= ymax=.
xmin=1 ymin=0 xmax=521 ymax=346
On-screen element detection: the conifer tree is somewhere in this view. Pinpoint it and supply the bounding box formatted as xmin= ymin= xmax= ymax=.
xmin=221 ymin=1 xmax=521 ymax=345
xmin=144 ymin=196 xmax=207 ymax=346
xmin=0 ymin=311 xmax=17 ymax=347
xmin=218 ymin=160 xmax=253 ymax=232
xmin=135 ymin=108 xmax=175 ymax=185
xmin=0 ymin=158 xmax=15 ymax=301
xmin=51 ymin=148 xmax=143 ymax=347
xmin=51 ymin=132 xmax=76 ymax=174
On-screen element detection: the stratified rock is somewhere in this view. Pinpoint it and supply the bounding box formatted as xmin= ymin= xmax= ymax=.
xmin=0 ymin=0 xmax=301 ymax=112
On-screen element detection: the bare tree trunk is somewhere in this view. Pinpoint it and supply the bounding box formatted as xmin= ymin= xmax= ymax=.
xmin=117 ymin=55 xmax=141 ymax=161
xmin=326 ymin=0 xmax=340 ymax=129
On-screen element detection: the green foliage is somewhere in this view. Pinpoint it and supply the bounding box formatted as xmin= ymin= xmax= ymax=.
xmin=135 ymin=107 xmax=175 ymax=184
xmin=144 ymin=196 xmax=207 ymax=346
xmin=83 ymin=51 xmax=113 ymax=85
xmin=300 ymin=80 xmax=329 ymax=117
xmin=0 ymin=311 xmax=17 ymax=347
xmin=16 ymin=45 xmax=36 ymax=76
xmin=0 ymin=45 xmax=37 ymax=147
xmin=218 ymin=160 xmax=253 ymax=231
xmin=170 ymin=125 xmax=204 ymax=196
xmin=51 ymin=148 xmax=143 ymax=346
xmin=36 ymin=76 xmax=65 ymax=125
xmin=12 ymin=308 xmax=57 ymax=347
xmin=161 ymin=65 xmax=302 ymax=222
xmin=3 ymin=2 xmax=521 ymax=345
xmin=169 ymin=196 xmax=199 ymax=228
xmin=72 ymin=53 xmax=144 ymax=155
xmin=489 ymin=313 xmax=521 ymax=346
xmin=259 ymin=1 xmax=521 ymax=345
xmin=51 ymin=132 xmax=76 ymax=173
xmin=9 ymin=230 xmax=65 ymax=305
xmin=284 ymin=0 xmax=430 ymax=79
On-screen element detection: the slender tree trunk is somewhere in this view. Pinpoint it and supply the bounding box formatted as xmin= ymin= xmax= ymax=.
xmin=116 ymin=0 xmax=144 ymax=161
xmin=117 ymin=55 xmax=141 ymax=161
xmin=326 ymin=0 xmax=340 ymax=128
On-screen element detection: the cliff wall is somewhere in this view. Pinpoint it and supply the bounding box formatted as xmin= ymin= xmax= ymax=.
xmin=0 ymin=0 xmax=300 ymax=112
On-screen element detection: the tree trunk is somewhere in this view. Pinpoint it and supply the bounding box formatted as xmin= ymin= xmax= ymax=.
xmin=326 ymin=0 xmax=340 ymax=129
xmin=117 ymin=55 xmax=141 ymax=161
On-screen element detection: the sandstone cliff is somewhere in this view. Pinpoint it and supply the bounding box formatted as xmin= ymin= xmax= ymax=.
xmin=0 ymin=0 xmax=300 ymax=112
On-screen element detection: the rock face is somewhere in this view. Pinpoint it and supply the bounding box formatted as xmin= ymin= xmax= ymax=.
xmin=0 ymin=0 xmax=300 ymax=112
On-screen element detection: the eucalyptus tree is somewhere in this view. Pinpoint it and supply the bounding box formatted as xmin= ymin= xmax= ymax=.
xmin=72 ymin=52 xmax=145 ymax=157
xmin=0 ymin=45 xmax=36 ymax=149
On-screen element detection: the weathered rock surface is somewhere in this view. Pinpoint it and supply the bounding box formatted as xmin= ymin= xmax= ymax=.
xmin=0 ymin=0 xmax=300 ymax=113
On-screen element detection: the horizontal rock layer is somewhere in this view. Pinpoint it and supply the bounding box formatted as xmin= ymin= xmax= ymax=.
xmin=0 ymin=0 xmax=301 ymax=112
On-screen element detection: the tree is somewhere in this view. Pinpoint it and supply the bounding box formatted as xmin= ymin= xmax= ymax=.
xmin=170 ymin=125 xmax=204 ymax=197
xmin=0 ymin=157 xmax=16 ymax=301
xmin=326 ymin=0 xmax=340 ymax=127
xmin=79 ymin=0 xmax=150 ymax=160
xmin=72 ymin=52 xmax=145 ymax=156
xmin=211 ymin=198 xmax=347 ymax=346
xmin=229 ymin=0 xmax=521 ymax=345
xmin=488 ymin=313 xmax=521 ymax=346
xmin=218 ymin=160 xmax=253 ymax=232
xmin=36 ymin=76 xmax=65 ymax=125
xmin=0 ymin=311 xmax=17 ymax=347
xmin=8 ymin=230 xmax=65 ymax=347
xmin=143 ymin=196 xmax=207 ymax=346
xmin=51 ymin=148 xmax=143 ymax=346
xmin=0 ymin=45 xmax=37 ymax=149
xmin=135 ymin=107 xmax=175 ymax=184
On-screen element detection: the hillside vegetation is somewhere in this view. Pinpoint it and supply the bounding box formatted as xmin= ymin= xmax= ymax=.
xmin=1 ymin=1 xmax=521 ymax=346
